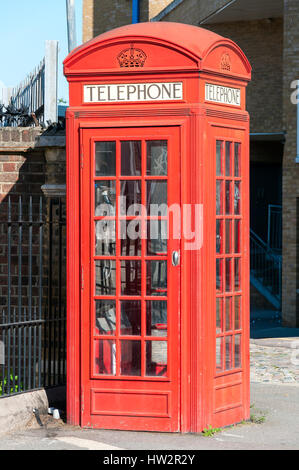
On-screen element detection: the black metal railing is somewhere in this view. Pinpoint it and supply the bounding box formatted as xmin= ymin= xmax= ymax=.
xmin=0 ymin=195 xmax=66 ymax=397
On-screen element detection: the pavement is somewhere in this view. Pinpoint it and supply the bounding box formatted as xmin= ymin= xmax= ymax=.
xmin=0 ymin=309 xmax=298 ymax=450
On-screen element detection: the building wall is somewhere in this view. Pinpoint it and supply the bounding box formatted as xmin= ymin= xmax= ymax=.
xmin=203 ymin=19 xmax=283 ymax=134
xmin=81 ymin=0 xmax=299 ymax=325
xmin=282 ymin=0 xmax=299 ymax=326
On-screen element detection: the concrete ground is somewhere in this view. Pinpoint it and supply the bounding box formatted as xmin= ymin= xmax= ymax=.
xmin=0 ymin=310 xmax=298 ymax=450
xmin=0 ymin=382 xmax=298 ymax=450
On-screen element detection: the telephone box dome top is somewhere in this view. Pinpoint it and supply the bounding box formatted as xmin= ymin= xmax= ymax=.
xmin=64 ymin=22 xmax=251 ymax=80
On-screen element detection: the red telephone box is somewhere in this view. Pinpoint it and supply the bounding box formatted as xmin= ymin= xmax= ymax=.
xmin=64 ymin=22 xmax=251 ymax=432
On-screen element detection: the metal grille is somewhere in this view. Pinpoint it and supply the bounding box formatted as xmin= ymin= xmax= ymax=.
xmin=0 ymin=195 xmax=66 ymax=397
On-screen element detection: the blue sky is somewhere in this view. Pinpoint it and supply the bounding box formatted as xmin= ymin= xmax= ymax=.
xmin=1 ymin=0 xmax=83 ymax=104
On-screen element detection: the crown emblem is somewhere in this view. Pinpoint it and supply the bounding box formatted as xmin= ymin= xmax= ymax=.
xmin=220 ymin=53 xmax=231 ymax=71
xmin=117 ymin=43 xmax=147 ymax=68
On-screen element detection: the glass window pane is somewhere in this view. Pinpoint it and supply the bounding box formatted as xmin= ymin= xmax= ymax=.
xmin=146 ymin=260 xmax=167 ymax=296
xmin=216 ymin=337 xmax=223 ymax=371
xmin=95 ymin=300 xmax=116 ymax=335
xmin=147 ymin=220 xmax=167 ymax=254
xmin=225 ymin=297 xmax=232 ymax=331
xmin=225 ymin=258 xmax=232 ymax=292
xmin=225 ymin=142 xmax=231 ymax=176
xmin=216 ymin=259 xmax=223 ymax=293
xmin=95 ymin=220 xmax=116 ymax=255
xmin=121 ymin=260 xmax=141 ymax=296
xmin=120 ymin=220 xmax=141 ymax=256
xmin=216 ymin=181 xmax=223 ymax=215
xmin=146 ymin=300 xmax=167 ymax=336
xmin=234 ymin=334 xmax=241 ymax=368
xmin=225 ymin=219 xmax=231 ymax=253
xmin=216 ymin=297 xmax=223 ymax=334
xmin=235 ymin=258 xmax=241 ymax=291
xmin=235 ymin=296 xmax=241 ymax=330
xmin=94 ymin=339 xmax=116 ymax=375
xmin=234 ymin=143 xmax=240 ymax=177
xmin=234 ymin=219 xmax=240 ymax=253
xmin=147 ymin=140 xmax=168 ymax=176
xmin=225 ymin=181 xmax=231 ymax=215
xmin=120 ymin=180 xmax=141 ymax=214
xmin=120 ymin=340 xmax=141 ymax=376
xmin=216 ymin=140 xmax=223 ymax=176
xmin=95 ymin=181 xmax=116 ymax=216
xmin=120 ymin=300 xmax=141 ymax=336
xmin=95 ymin=141 xmax=116 ymax=176
xmin=225 ymin=336 xmax=233 ymax=370
xmin=216 ymin=220 xmax=223 ymax=254
xmin=146 ymin=341 xmax=167 ymax=377
xmin=147 ymin=181 xmax=167 ymax=214
xmin=121 ymin=141 xmax=141 ymax=176
xmin=234 ymin=182 xmax=241 ymax=215
xmin=95 ymin=260 xmax=116 ymax=296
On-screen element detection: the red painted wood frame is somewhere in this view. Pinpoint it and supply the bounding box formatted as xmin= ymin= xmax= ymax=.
xmin=64 ymin=22 xmax=252 ymax=433
xmin=80 ymin=126 xmax=180 ymax=431
xmin=205 ymin=123 xmax=250 ymax=429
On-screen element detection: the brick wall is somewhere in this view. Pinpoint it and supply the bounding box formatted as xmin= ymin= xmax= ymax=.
xmin=281 ymin=0 xmax=299 ymax=326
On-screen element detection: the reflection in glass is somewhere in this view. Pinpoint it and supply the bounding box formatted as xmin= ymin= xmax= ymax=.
xmin=234 ymin=334 xmax=241 ymax=368
xmin=94 ymin=339 xmax=116 ymax=375
xmin=147 ymin=220 xmax=167 ymax=254
xmin=95 ymin=142 xmax=116 ymax=176
xmin=225 ymin=258 xmax=232 ymax=292
xmin=225 ymin=336 xmax=232 ymax=370
xmin=120 ymin=220 xmax=141 ymax=256
xmin=225 ymin=141 xmax=231 ymax=176
xmin=146 ymin=261 xmax=167 ymax=296
xmin=235 ymin=296 xmax=241 ymax=330
xmin=225 ymin=219 xmax=231 ymax=253
xmin=95 ymin=300 xmax=116 ymax=335
xmin=216 ymin=220 xmax=222 ymax=254
xmin=95 ymin=260 xmax=116 ymax=296
xmin=225 ymin=181 xmax=231 ymax=215
xmin=120 ymin=180 xmax=141 ymax=214
xmin=225 ymin=297 xmax=232 ymax=331
xmin=147 ymin=181 xmax=167 ymax=215
xmin=216 ymin=140 xmax=223 ymax=176
xmin=147 ymin=141 xmax=168 ymax=176
xmin=121 ymin=260 xmax=141 ymax=296
xmin=95 ymin=181 xmax=116 ymax=216
xmin=216 ymin=181 xmax=222 ymax=215
xmin=235 ymin=258 xmax=240 ymax=291
xmin=216 ymin=259 xmax=223 ymax=293
xmin=216 ymin=337 xmax=223 ymax=371
xmin=120 ymin=300 xmax=141 ymax=335
xmin=120 ymin=340 xmax=141 ymax=376
xmin=234 ymin=182 xmax=241 ymax=215
xmin=95 ymin=220 xmax=115 ymax=255
xmin=146 ymin=341 xmax=167 ymax=377
xmin=121 ymin=141 xmax=141 ymax=176
xmin=146 ymin=301 xmax=167 ymax=336
xmin=234 ymin=219 xmax=240 ymax=253
xmin=234 ymin=142 xmax=240 ymax=177
xmin=216 ymin=298 xmax=222 ymax=334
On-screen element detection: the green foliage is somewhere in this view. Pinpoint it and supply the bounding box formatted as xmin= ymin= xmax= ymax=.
xmin=0 ymin=373 xmax=23 ymax=395
xmin=202 ymin=424 xmax=221 ymax=437
xmin=250 ymin=413 xmax=266 ymax=424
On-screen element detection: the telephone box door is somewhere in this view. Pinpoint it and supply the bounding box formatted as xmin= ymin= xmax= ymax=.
xmin=80 ymin=126 xmax=181 ymax=432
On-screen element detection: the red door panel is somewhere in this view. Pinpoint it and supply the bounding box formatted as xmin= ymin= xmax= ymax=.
xmin=80 ymin=126 xmax=181 ymax=431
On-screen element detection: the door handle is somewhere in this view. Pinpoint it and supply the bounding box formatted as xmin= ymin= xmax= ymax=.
xmin=172 ymin=251 xmax=180 ymax=266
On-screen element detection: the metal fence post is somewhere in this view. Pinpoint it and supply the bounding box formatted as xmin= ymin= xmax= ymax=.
xmin=44 ymin=40 xmax=58 ymax=124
